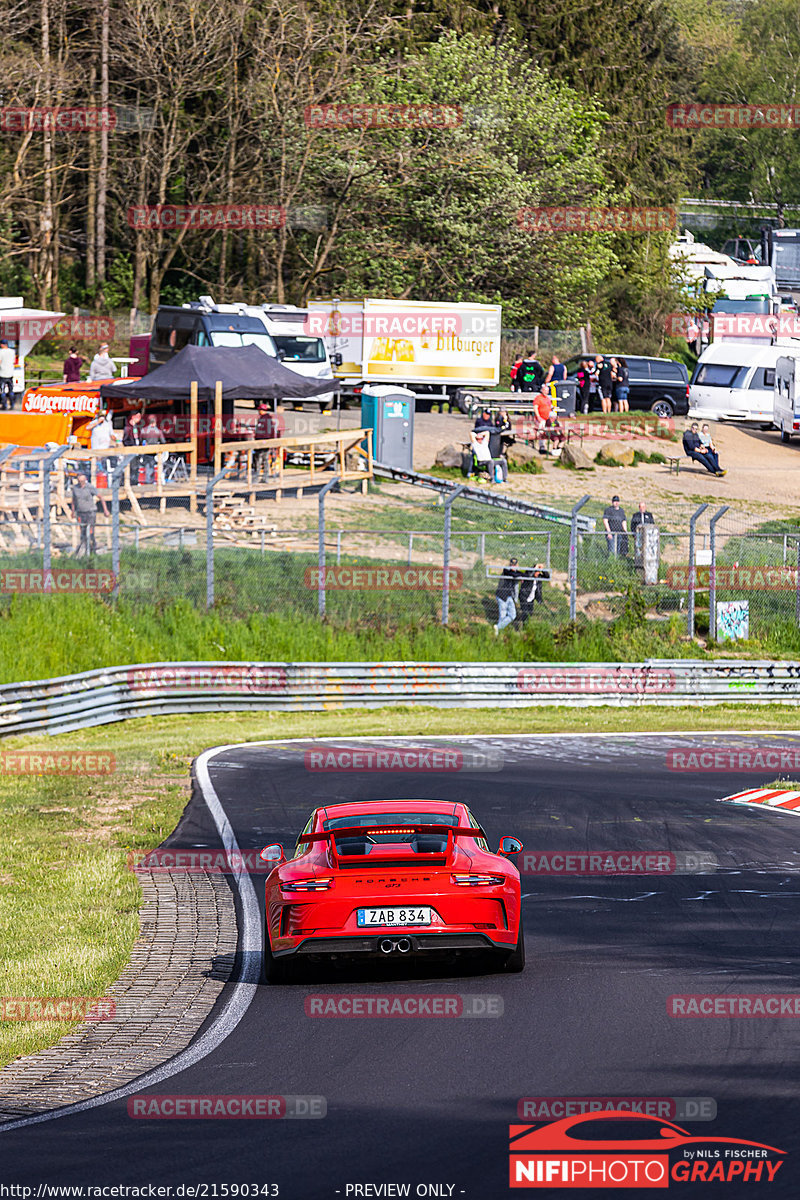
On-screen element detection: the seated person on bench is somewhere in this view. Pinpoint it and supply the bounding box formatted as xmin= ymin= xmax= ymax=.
xmin=682 ymin=422 xmax=726 ymax=476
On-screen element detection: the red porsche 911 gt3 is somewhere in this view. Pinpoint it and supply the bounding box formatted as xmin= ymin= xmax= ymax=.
xmin=260 ymin=798 xmax=524 ymax=983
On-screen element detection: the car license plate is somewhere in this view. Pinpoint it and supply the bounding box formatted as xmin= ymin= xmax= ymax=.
xmin=357 ymin=906 xmax=432 ymax=927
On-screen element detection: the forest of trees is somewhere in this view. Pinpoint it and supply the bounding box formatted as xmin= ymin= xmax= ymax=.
xmin=2 ymin=0 xmax=799 ymax=349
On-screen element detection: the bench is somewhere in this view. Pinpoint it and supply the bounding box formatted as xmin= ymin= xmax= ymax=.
xmin=666 ymin=456 xmax=681 ymax=475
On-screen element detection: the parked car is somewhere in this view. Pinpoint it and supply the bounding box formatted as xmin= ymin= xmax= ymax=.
xmin=689 ymin=341 xmax=779 ymax=425
xmin=564 ymin=355 xmax=690 ymax=418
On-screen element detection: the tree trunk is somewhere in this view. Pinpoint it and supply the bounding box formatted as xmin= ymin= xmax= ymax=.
xmin=96 ymin=0 xmax=110 ymax=297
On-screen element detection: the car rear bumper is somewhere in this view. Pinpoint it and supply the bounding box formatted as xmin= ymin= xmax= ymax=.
xmin=275 ymin=931 xmax=515 ymax=958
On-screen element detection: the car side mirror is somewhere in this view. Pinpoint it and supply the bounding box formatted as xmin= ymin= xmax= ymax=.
xmin=498 ymin=836 xmax=523 ymax=856
xmin=260 ymin=843 xmax=285 ymax=865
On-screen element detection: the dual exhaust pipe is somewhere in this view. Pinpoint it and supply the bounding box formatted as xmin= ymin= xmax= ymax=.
xmin=379 ymin=937 xmax=412 ymax=955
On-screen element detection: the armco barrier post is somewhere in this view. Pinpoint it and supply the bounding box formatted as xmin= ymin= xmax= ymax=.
xmin=110 ymin=458 xmax=130 ymax=599
xmin=442 ymin=485 xmax=466 ymax=625
xmin=206 ymin=465 xmax=233 ymax=609
xmin=42 ymin=446 xmax=68 ymax=574
xmin=569 ymin=494 xmax=591 ymax=621
xmin=708 ymin=505 xmax=729 ymax=640
xmin=317 ymin=475 xmax=340 ymax=617
xmin=687 ymin=503 xmax=709 ymax=637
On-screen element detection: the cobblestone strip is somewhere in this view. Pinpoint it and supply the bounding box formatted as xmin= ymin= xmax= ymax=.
xmin=0 ymin=868 xmax=238 ymax=1121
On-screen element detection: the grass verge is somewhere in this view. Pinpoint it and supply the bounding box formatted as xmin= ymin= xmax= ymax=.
xmin=2 ymin=702 xmax=799 ymax=1067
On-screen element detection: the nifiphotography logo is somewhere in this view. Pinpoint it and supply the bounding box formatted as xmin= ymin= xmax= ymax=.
xmin=509 ymin=1111 xmax=785 ymax=1187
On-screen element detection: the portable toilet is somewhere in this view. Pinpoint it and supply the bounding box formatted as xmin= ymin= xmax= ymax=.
xmin=360 ymin=385 xmax=415 ymax=470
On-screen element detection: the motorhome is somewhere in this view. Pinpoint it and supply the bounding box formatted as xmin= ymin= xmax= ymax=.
xmin=689 ymin=341 xmax=783 ymax=424
xmin=774 ymin=355 xmax=800 ymax=441
xmin=0 ymin=296 xmax=64 ymax=401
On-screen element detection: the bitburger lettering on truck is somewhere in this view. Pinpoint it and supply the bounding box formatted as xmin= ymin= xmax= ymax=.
xmin=306 ymin=298 xmax=502 ymax=412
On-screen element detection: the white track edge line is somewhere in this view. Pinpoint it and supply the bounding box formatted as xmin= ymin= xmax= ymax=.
xmin=0 ymin=743 xmax=261 ymax=1133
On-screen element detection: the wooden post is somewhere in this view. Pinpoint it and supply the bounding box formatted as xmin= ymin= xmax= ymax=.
xmin=189 ymin=381 xmax=198 ymax=514
xmin=214 ymin=381 xmax=222 ymax=478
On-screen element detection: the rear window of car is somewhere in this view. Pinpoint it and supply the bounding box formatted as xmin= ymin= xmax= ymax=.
xmin=693 ymin=363 xmax=749 ymax=388
xmin=650 ymin=361 xmax=684 ymax=381
xmin=324 ymin=812 xmax=458 ymax=831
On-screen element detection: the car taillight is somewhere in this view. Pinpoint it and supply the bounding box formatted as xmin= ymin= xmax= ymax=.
xmin=686 ymin=384 xmax=690 ymax=399
xmin=281 ymin=878 xmax=333 ymax=892
xmin=451 ymin=873 xmax=506 ymax=886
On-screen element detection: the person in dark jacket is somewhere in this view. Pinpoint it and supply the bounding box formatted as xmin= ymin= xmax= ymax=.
xmin=576 ymin=360 xmax=592 ymax=414
xmin=597 ymin=356 xmax=613 ymax=413
xmin=516 ymin=352 xmax=545 ymax=393
xmin=495 ymin=408 xmax=514 ymax=458
xmin=63 ymin=347 xmax=84 ymax=383
xmin=494 ymin=557 xmax=521 ymax=634
xmin=612 ymin=356 xmax=630 ymax=412
xmin=122 ymin=410 xmax=144 ymax=484
xmin=683 ymin=422 xmax=726 ymax=475
xmin=517 ymin=563 xmax=546 ymax=624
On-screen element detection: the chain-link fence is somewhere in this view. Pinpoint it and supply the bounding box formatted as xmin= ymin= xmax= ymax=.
xmin=2 ymin=463 xmax=800 ymax=642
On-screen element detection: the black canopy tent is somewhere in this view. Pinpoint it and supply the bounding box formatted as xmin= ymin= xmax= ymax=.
xmin=99 ymin=343 xmax=335 ymax=404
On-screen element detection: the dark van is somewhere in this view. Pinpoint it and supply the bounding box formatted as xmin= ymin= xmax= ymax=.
xmin=564 ymin=355 xmax=689 ymax=418
xmin=147 ymin=303 xmax=278 ymax=369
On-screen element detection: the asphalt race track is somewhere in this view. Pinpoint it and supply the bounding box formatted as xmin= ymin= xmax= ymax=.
xmin=2 ymin=734 xmax=800 ymax=1198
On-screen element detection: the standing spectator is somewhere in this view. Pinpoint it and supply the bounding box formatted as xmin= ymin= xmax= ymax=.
xmin=0 ymin=339 xmax=15 ymax=410
xmin=63 ymin=347 xmax=84 ymax=383
xmin=587 ymin=358 xmax=599 ymax=412
xmin=576 ymin=359 xmax=592 ymax=414
xmin=123 ymin=410 xmax=143 ymax=483
xmin=510 ymin=355 xmax=524 ymax=391
xmin=597 ymin=355 xmax=613 ymax=414
xmin=545 ymin=354 xmax=567 ymax=385
xmin=612 ymin=356 xmax=630 ymax=412
xmin=630 ymin=499 xmax=654 ymax=534
xmin=495 ymin=408 xmax=515 ymax=459
xmin=494 ymin=557 xmax=521 ymax=634
xmin=683 ymin=422 xmax=726 ymax=475
xmin=88 ymin=342 xmax=116 ymax=381
xmin=516 ymin=350 xmax=545 ymax=393
xmin=71 ymin=471 xmax=108 ymax=557
xmin=603 ymin=494 xmax=629 ymax=556
xmin=253 ymin=401 xmax=275 ymax=480
xmin=518 ymin=564 xmax=546 ymax=623
xmin=141 ymin=413 xmax=166 ymax=483
xmin=88 ymin=409 xmax=115 ymax=476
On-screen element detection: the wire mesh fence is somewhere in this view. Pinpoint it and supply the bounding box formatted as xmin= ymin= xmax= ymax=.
xmin=2 ymin=477 xmax=800 ymax=642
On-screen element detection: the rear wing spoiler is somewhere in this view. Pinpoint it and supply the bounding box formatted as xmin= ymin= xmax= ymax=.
xmin=298 ymin=823 xmax=486 ymax=865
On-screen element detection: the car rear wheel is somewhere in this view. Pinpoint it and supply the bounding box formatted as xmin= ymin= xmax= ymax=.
xmin=503 ymin=921 xmax=526 ymax=972
xmin=264 ymin=926 xmax=296 ymax=984
xmin=781 ymin=427 xmax=791 ymax=442
xmin=650 ymin=398 xmax=675 ymax=419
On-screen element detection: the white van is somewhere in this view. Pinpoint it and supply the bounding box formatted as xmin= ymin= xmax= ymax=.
xmin=689 ymin=341 xmax=782 ymax=424
xmin=774 ymin=355 xmax=800 ymax=440
xmin=251 ymin=304 xmax=336 ymax=407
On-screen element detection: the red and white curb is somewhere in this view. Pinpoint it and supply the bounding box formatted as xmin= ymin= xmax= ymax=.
xmin=722 ymin=788 xmax=800 ymax=812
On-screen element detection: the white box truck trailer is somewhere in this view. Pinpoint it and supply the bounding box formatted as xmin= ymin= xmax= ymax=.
xmin=306 ymin=297 xmax=501 ymax=411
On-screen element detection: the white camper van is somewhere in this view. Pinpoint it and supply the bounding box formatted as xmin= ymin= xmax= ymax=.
xmin=774 ymin=355 xmax=800 ymax=441
xmin=689 ymin=341 xmax=781 ymax=424
xmin=252 ymin=304 xmax=336 ymax=407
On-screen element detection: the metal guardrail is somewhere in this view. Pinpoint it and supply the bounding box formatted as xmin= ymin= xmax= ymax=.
xmin=1 ymin=660 xmax=799 ymax=737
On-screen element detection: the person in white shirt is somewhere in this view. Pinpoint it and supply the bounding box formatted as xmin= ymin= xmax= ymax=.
xmin=88 ymin=410 xmax=115 ymax=474
xmin=0 ymin=339 xmax=15 ymax=410
xmin=88 ymin=343 xmax=117 ymax=381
